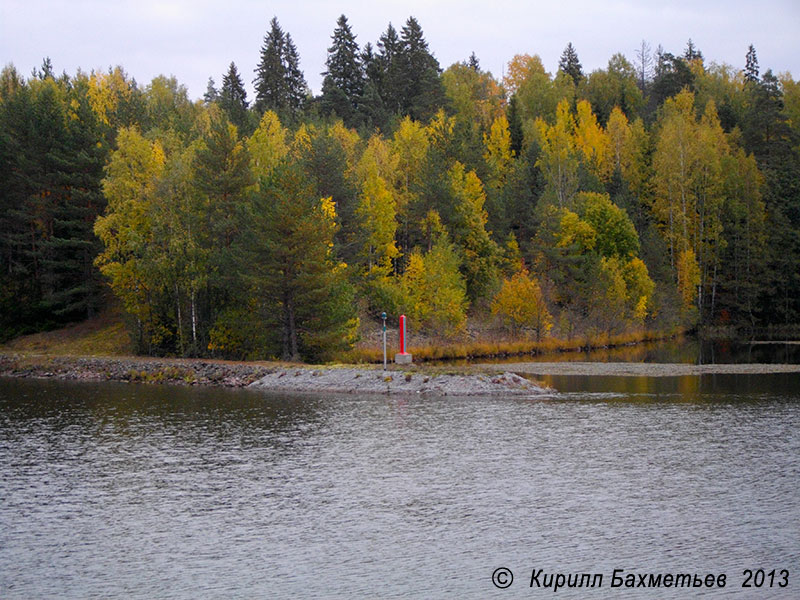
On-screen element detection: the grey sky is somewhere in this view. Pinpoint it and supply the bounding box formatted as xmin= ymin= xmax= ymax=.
xmin=2 ymin=0 xmax=799 ymax=101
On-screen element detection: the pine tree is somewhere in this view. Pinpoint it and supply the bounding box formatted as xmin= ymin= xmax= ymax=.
xmin=558 ymin=43 xmax=584 ymax=86
xmin=219 ymin=62 xmax=249 ymax=132
xmin=247 ymin=161 xmax=358 ymax=361
xmin=320 ymin=14 xmax=364 ymax=127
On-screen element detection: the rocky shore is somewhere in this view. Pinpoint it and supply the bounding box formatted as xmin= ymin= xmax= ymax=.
xmin=0 ymin=353 xmax=550 ymax=397
xmin=0 ymin=353 xmax=271 ymax=388
xmin=247 ymin=367 xmax=548 ymax=396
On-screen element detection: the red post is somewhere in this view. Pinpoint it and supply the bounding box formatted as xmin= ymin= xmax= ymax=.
xmin=394 ymin=314 xmax=412 ymax=364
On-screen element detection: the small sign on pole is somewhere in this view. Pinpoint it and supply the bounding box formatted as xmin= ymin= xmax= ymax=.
xmin=381 ymin=312 xmax=387 ymax=371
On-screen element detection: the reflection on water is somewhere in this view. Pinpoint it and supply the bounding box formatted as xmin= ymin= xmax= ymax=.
xmin=1 ymin=376 xmax=799 ymax=599
xmin=448 ymin=337 xmax=800 ymax=367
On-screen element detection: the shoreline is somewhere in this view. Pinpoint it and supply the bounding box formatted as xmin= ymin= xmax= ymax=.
xmin=2 ymin=353 xmax=798 ymax=396
xmin=0 ymin=353 xmax=549 ymax=397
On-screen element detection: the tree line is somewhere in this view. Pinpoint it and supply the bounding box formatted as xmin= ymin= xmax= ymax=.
xmin=1 ymin=16 xmax=799 ymax=360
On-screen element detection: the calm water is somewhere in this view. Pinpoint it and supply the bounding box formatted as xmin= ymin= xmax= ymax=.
xmin=1 ymin=375 xmax=799 ymax=599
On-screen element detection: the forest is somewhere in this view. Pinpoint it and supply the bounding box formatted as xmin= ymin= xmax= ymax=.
xmin=1 ymin=15 xmax=799 ymax=361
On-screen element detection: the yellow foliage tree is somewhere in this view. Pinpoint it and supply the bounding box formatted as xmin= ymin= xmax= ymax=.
xmin=574 ymin=99 xmax=612 ymax=181
xmin=483 ymin=114 xmax=514 ymax=190
xmin=247 ymin=110 xmax=288 ymax=182
xmin=534 ymin=99 xmax=578 ymax=207
xmin=400 ymin=238 xmax=468 ymax=338
xmin=491 ymin=270 xmax=553 ymax=340
xmin=677 ymin=248 xmax=701 ymax=311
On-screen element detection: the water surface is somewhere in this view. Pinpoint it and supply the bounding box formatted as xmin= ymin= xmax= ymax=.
xmin=1 ymin=376 xmax=798 ymax=598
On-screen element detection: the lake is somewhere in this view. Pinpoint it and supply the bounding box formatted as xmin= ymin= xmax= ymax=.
xmin=1 ymin=373 xmax=798 ymax=598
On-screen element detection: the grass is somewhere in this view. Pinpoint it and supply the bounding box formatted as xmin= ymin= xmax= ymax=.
xmin=0 ymin=307 xmax=133 ymax=357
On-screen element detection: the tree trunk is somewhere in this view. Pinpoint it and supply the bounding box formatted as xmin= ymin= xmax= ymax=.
xmin=282 ymin=293 xmax=300 ymax=361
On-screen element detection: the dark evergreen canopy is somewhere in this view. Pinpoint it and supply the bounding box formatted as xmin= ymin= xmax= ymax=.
xmin=320 ymin=14 xmax=364 ymax=126
xmin=558 ymin=42 xmax=584 ymax=85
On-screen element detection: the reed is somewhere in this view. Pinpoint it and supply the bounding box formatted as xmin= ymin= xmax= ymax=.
xmin=343 ymin=327 xmax=683 ymax=364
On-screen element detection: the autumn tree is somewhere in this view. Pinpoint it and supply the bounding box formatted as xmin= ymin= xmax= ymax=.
xmin=491 ymin=270 xmax=552 ymax=339
xmin=400 ymin=236 xmax=468 ymax=337
xmin=446 ymin=161 xmax=499 ymax=300
xmin=94 ymin=127 xmax=166 ymax=351
xmin=534 ymin=99 xmax=579 ymax=207
xmin=355 ymin=135 xmax=400 ymax=272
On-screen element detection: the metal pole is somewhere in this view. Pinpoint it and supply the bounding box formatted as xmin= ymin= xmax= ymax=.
xmin=381 ymin=312 xmax=387 ymax=371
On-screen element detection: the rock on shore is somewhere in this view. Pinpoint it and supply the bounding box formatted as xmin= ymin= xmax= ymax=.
xmin=247 ymin=367 xmax=550 ymax=396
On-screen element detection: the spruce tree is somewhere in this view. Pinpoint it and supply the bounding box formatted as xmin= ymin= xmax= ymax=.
xmin=253 ymin=18 xmax=308 ymax=118
xmin=360 ymin=43 xmax=388 ymax=129
xmin=397 ymin=16 xmax=445 ymax=121
xmin=507 ymin=94 xmax=524 ymax=157
xmin=558 ymin=43 xmax=584 ymax=86
xmin=377 ymin=23 xmax=402 ymax=114
xmin=744 ymin=44 xmax=759 ymax=83
xmin=203 ymin=77 xmax=218 ymax=104
xmin=254 ymin=18 xmax=287 ymax=114
xmin=283 ymin=33 xmax=308 ymax=114
xmin=684 ymin=39 xmax=703 ymax=62
xmin=219 ymin=62 xmax=249 ymax=133
xmin=320 ymin=15 xmax=364 ymax=126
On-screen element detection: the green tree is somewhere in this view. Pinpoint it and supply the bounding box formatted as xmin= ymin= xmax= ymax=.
xmin=558 ymin=43 xmax=584 ymax=86
xmin=584 ymin=53 xmax=644 ymax=123
xmin=247 ymin=161 xmax=359 ymax=361
xmin=320 ymin=15 xmax=364 ymax=127
xmin=397 ymin=17 xmax=446 ymax=121
xmin=253 ymin=17 xmax=307 ymax=118
xmin=219 ymin=62 xmax=250 ymax=133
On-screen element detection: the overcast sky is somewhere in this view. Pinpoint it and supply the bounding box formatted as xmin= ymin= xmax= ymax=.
xmin=2 ymin=0 xmax=799 ymax=101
